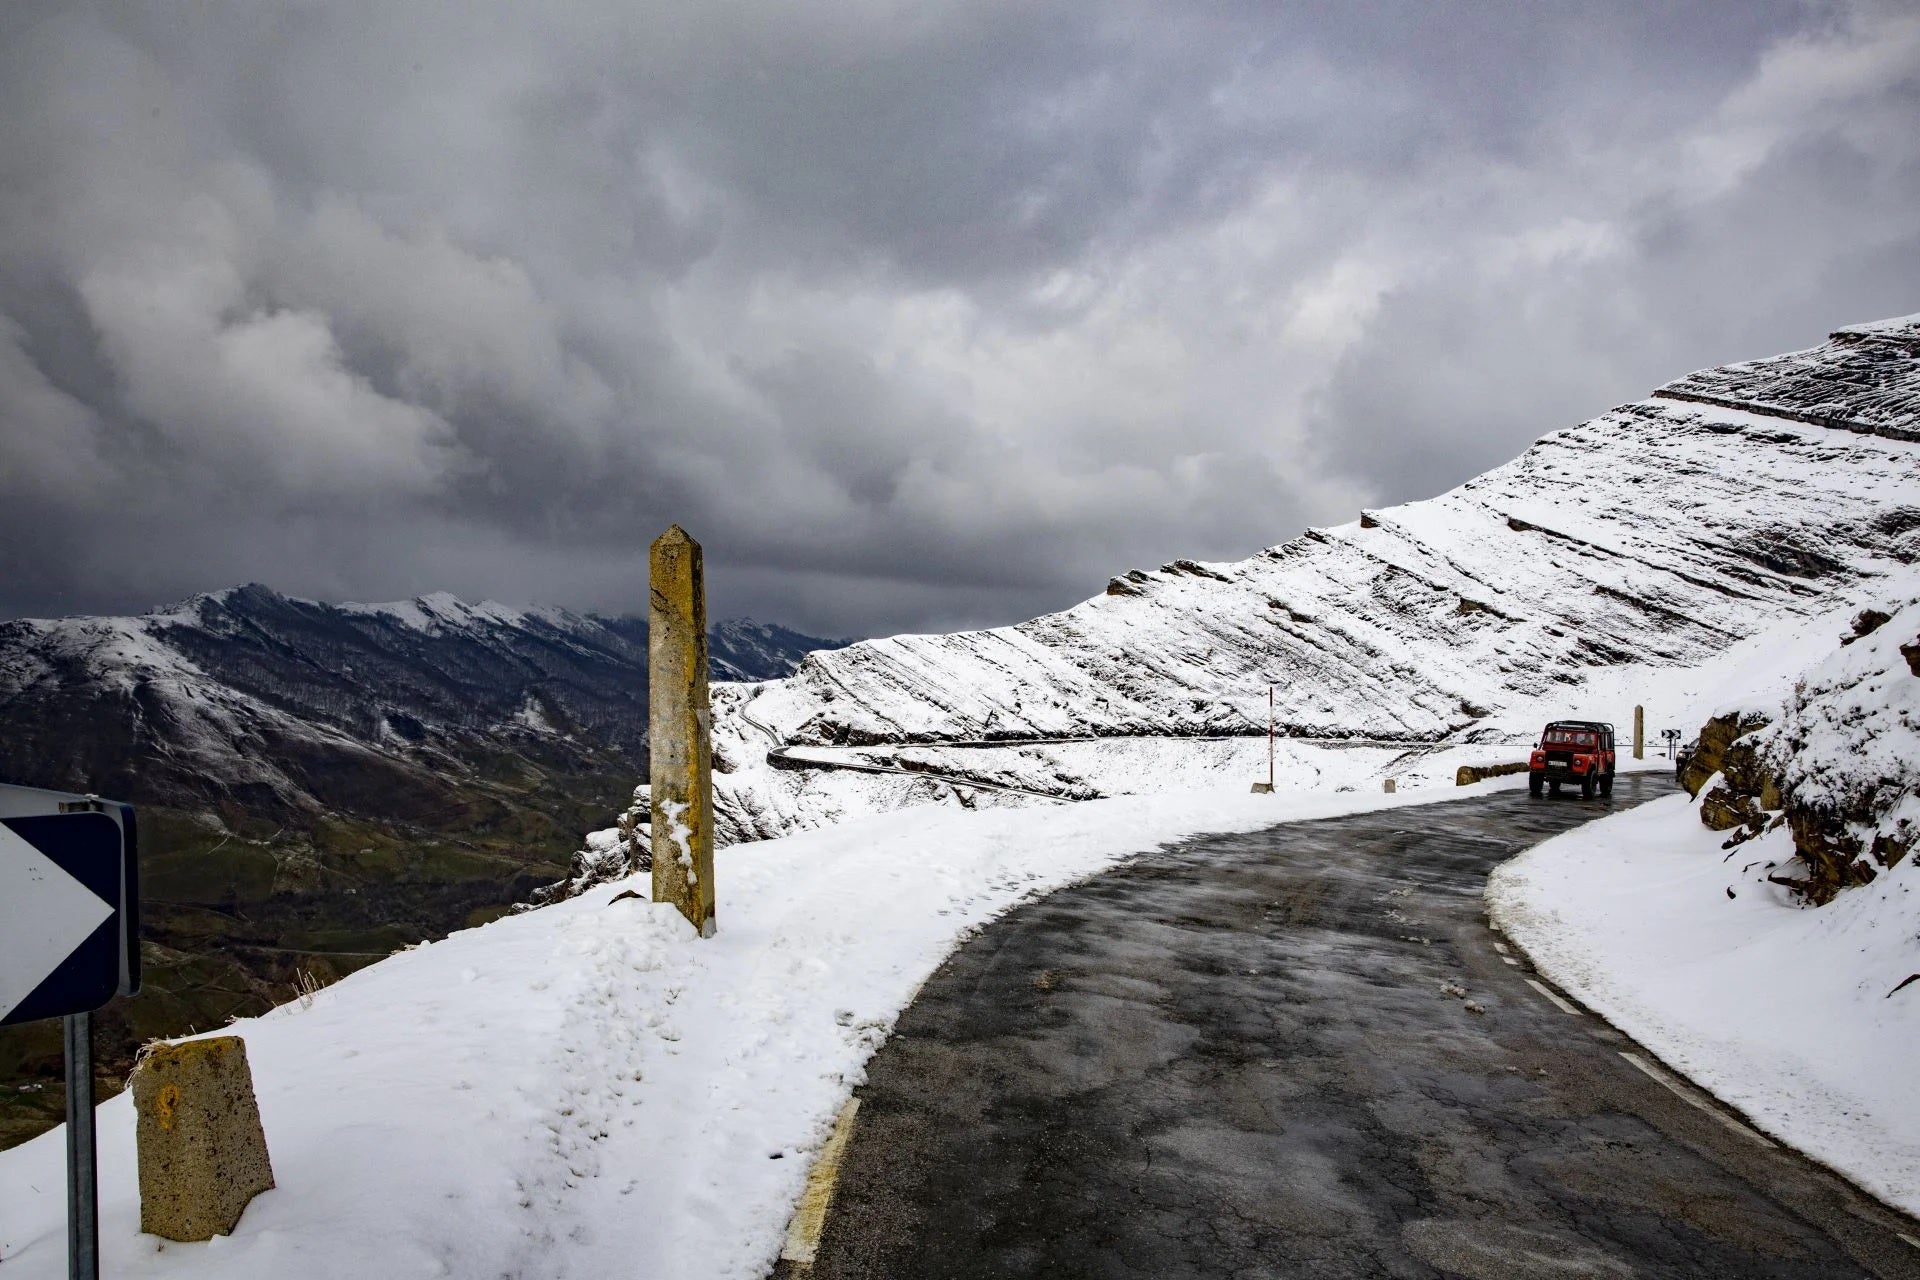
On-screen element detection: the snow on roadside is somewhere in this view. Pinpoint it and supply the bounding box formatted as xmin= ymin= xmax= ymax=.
xmin=0 ymin=776 xmax=1524 ymax=1280
xmin=1488 ymin=795 xmax=1920 ymax=1216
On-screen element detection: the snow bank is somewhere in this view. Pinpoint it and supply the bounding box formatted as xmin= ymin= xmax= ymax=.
xmin=1490 ymin=607 xmax=1920 ymax=1213
xmin=0 ymin=777 xmax=1520 ymax=1279
xmin=1488 ymin=797 xmax=1920 ymax=1216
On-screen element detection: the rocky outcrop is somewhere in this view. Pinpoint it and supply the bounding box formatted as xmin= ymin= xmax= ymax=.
xmin=1679 ymin=710 xmax=1774 ymax=802
xmin=1691 ymin=599 xmax=1920 ymax=904
xmin=529 ymin=785 xmax=653 ymax=907
xmin=1455 ymin=761 xmax=1529 ymax=786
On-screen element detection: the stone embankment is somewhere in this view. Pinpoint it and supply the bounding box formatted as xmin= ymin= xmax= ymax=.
xmin=1454 ymin=761 xmax=1529 ymax=786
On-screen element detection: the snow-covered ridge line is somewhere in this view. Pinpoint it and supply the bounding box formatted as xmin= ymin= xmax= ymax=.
xmin=337 ymin=591 xmax=575 ymax=634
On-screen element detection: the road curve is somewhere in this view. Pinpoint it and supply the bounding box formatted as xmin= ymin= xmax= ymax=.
xmin=793 ymin=775 xmax=1920 ymax=1280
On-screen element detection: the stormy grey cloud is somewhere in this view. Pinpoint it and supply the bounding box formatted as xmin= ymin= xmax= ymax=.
xmin=1 ymin=0 xmax=1916 ymax=636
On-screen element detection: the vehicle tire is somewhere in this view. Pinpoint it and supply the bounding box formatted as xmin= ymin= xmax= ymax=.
xmin=1581 ymin=775 xmax=1595 ymax=801
xmin=1600 ymin=773 xmax=1614 ymax=798
xmin=1529 ymin=774 xmax=1543 ymax=798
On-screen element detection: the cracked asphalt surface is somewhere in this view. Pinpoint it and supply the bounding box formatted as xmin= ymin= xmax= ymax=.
xmin=800 ymin=774 xmax=1920 ymax=1279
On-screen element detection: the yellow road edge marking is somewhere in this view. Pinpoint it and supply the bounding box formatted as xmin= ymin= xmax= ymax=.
xmin=1620 ymin=1052 xmax=1776 ymax=1149
xmin=1524 ymin=977 xmax=1581 ymax=1016
xmin=781 ymin=1096 xmax=863 ymax=1268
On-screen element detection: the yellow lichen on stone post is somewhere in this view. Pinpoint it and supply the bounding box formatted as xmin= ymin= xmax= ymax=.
xmin=1634 ymin=704 xmax=1645 ymax=760
xmin=650 ymin=524 xmax=716 ymax=937
xmin=131 ymin=1036 xmax=275 ymax=1241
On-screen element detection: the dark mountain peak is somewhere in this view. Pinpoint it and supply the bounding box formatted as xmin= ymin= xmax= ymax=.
xmin=712 ymin=616 xmax=854 ymax=646
xmin=583 ymin=612 xmax=851 ymax=682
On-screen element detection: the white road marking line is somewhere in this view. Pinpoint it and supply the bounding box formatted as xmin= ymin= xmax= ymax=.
xmin=1525 ymin=978 xmax=1581 ymax=1016
xmin=1500 ymin=956 xmax=1520 ymax=966
xmin=781 ymin=1096 xmax=862 ymax=1268
xmin=1620 ymin=1053 xmax=1776 ymax=1149
xmin=1492 ymin=941 xmax=1510 ymax=954
xmin=1897 ymin=1232 xmax=1920 ymax=1251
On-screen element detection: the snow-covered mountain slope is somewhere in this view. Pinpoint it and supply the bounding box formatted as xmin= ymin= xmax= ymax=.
xmin=709 ymin=318 xmax=1920 ymax=842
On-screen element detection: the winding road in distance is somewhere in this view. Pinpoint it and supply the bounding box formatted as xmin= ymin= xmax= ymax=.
xmin=790 ymin=775 xmax=1920 ymax=1280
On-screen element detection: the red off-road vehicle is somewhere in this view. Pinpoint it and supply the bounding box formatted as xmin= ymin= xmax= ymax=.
xmin=1529 ymin=720 xmax=1616 ymax=799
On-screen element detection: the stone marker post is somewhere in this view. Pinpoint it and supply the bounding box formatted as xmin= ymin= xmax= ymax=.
xmin=650 ymin=525 xmax=716 ymax=937
xmin=131 ymin=1037 xmax=274 ymax=1241
xmin=1633 ymin=705 xmax=1645 ymax=760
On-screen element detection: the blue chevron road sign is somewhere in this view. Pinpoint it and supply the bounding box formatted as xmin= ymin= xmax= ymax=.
xmin=0 ymin=784 xmax=140 ymax=1028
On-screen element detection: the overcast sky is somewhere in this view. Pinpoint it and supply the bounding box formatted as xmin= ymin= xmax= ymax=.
xmin=2 ymin=1 xmax=1916 ymax=637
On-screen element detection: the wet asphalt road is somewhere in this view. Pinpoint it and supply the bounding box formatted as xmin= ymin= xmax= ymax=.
xmin=801 ymin=775 xmax=1920 ymax=1279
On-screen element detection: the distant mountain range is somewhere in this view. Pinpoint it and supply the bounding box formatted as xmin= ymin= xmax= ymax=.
xmin=0 ymin=585 xmax=845 ymax=1148
xmin=0 ymin=587 xmax=844 ymax=815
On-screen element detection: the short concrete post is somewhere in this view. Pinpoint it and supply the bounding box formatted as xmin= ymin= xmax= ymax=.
xmin=1383 ymin=777 xmax=1397 ymax=794
xmin=131 ymin=1037 xmax=274 ymax=1241
xmin=650 ymin=525 xmax=716 ymax=937
xmin=1633 ymin=705 xmax=1645 ymax=760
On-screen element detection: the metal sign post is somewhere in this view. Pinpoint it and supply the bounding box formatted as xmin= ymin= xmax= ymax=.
xmin=66 ymin=1012 xmax=98 ymax=1280
xmin=1 ymin=784 xmax=138 ymax=1280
